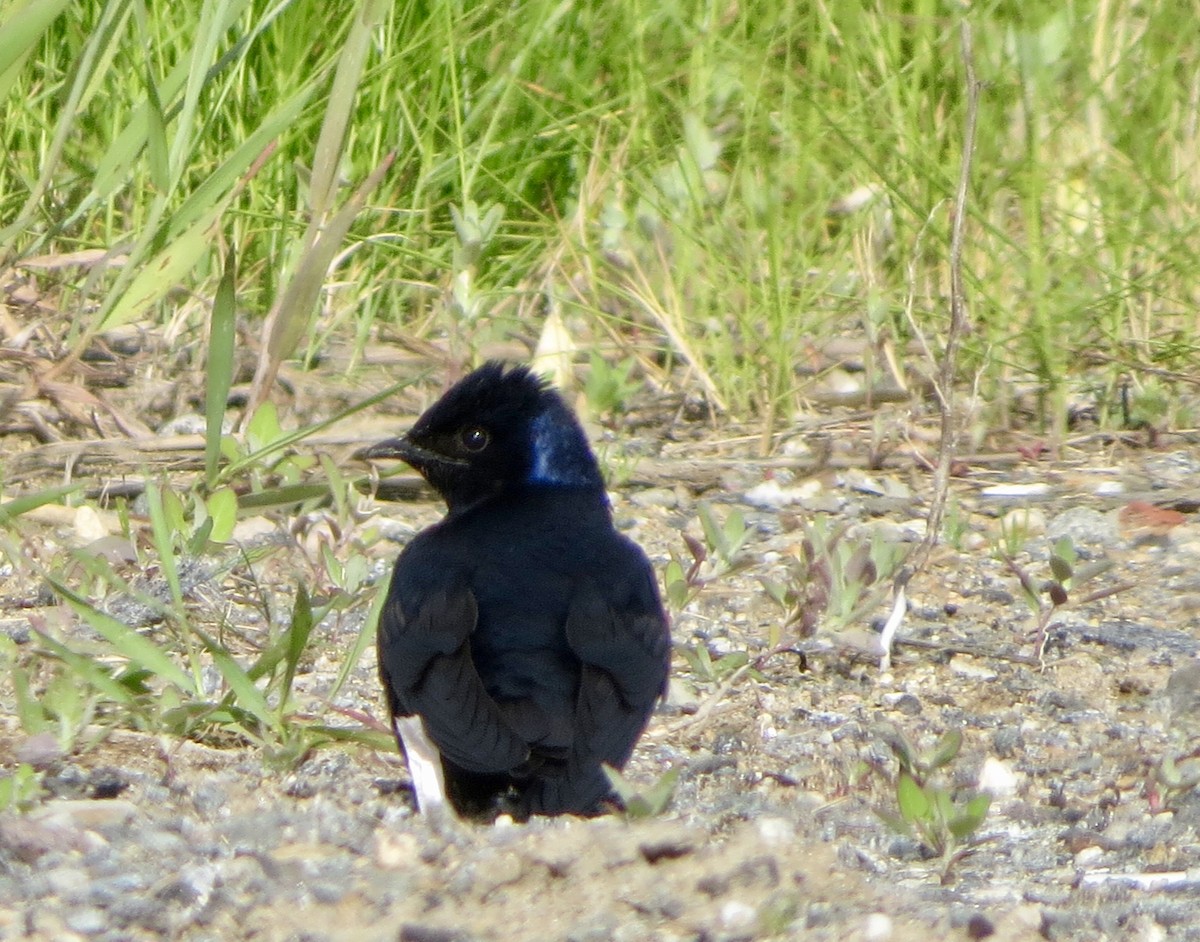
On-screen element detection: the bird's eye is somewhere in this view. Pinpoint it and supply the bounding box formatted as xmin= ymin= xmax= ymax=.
xmin=460 ymin=426 xmax=490 ymax=452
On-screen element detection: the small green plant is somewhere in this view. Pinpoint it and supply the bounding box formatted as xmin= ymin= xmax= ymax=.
xmin=676 ymin=643 xmax=754 ymax=685
xmin=594 ymin=440 xmax=642 ymax=490
xmin=449 ymin=199 xmax=505 ymax=322
xmin=762 ymin=514 xmax=908 ymax=640
xmin=665 ymin=502 xmax=749 ymax=611
xmin=603 ymin=764 xmax=680 ymax=820
xmin=0 ymin=764 xmax=43 ymax=813
xmin=941 ymin=497 xmax=971 ymax=551
xmin=1004 ymin=536 xmax=1132 ymax=664
xmin=666 ymin=504 xmax=762 ymax=683
xmin=993 ymin=510 xmax=1036 ymax=559
xmin=875 ymin=725 xmax=992 ymax=880
xmin=585 ymin=352 xmax=640 ymax=418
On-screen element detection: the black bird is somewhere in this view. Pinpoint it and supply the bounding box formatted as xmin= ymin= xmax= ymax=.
xmin=363 ymin=362 xmax=670 ymax=819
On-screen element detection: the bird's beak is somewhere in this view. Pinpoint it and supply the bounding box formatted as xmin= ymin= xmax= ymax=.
xmin=357 ymin=436 xmax=415 ymax=462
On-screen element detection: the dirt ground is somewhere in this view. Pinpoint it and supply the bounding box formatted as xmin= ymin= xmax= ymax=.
xmin=3 ymin=347 xmax=1200 ymax=941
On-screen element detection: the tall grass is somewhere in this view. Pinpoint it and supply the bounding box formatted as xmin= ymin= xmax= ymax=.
xmin=1 ymin=0 xmax=1196 ymax=432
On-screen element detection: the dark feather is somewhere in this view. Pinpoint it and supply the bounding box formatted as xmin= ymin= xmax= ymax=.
xmin=368 ymin=362 xmax=670 ymax=818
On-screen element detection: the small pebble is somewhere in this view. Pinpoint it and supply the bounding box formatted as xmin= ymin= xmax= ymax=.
xmin=719 ymin=900 xmax=757 ymax=934
xmin=977 ymin=757 xmax=1019 ymax=798
xmin=863 ymin=912 xmax=893 ymax=941
xmin=64 ymin=906 xmax=108 ymax=935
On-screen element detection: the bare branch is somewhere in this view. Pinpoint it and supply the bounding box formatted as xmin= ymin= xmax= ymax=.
xmin=916 ymin=18 xmax=981 ymax=570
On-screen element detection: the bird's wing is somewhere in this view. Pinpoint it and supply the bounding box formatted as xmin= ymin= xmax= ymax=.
xmin=379 ymin=586 xmax=530 ymax=775
xmin=563 ymin=572 xmax=670 ymax=768
xmin=517 ymin=572 xmax=668 ymax=815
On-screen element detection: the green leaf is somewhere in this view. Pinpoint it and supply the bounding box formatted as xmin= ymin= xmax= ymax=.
xmin=142 ymin=59 xmax=170 ymax=194
xmin=280 ymin=585 xmax=315 ymax=706
xmin=48 ymin=579 xmax=195 ymax=693
xmin=879 ymin=724 xmax=919 ymax=776
xmin=205 ymin=487 xmax=238 ymax=544
xmin=11 ymin=661 xmax=47 ymax=733
xmin=641 ymin=766 xmax=680 ymax=816
xmin=0 ymin=763 xmax=43 ymax=812
xmin=874 ymin=808 xmax=912 ymax=836
xmin=205 ymin=246 xmax=238 ymax=485
xmin=602 ymin=764 xmax=679 ymax=819
xmin=925 ymin=729 xmax=963 ymax=771
xmin=186 ymin=517 xmax=214 ymax=558
xmin=1048 ymin=553 xmax=1073 ymax=585
xmin=144 ymin=483 xmax=184 ymax=611
xmin=723 ymin=509 xmax=746 ymax=556
xmin=246 ymin=401 xmax=283 ymax=453
xmin=0 ymin=484 xmax=81 ymax=524
xmin=30 ymin=628 xmax=141 ymax=708
xmin=896 ymin=771 xmax=930 ymax=822
xmin=948 ymin=793 xmax=992 ymax=839
xmin=98 ymin=203 xmax=225 ymax=332
xmin=191 ymin=626 xmax=276 ymax=734
xmin=327 ymin=573 xmax=388 ymax=704
xmin=237 ymin=483 xmax=333 ymax=511
xmin=258 ymin=152 xmax=394 ymax=389
xmin=0 ymin=0 xmax=71 ymax=100
xmin=698 ymin=502 xmax=727 ymax=559
xmin=712 ymin=649 xmax=748 ymax=679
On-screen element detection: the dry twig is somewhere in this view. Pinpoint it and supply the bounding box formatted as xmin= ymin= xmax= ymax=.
xmin=916 ymin=19 xmax=981 ymax=571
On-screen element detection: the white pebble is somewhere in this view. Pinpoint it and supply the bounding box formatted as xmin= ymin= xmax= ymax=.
xmin=978 ymin=756 xmax=1019 ymax=797
xmin=863 ymin=912 xmax=893 ymax=941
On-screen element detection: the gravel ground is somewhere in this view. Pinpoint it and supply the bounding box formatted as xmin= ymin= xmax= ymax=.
xmin=5 ymin=402 xmax=1200 ymax=941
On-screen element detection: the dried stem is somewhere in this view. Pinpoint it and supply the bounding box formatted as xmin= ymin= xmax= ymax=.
xmin=916 ymin=19 xmax=980 ymax=570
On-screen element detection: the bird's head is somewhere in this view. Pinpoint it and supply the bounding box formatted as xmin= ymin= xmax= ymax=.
xmin=362 ymin=361 xmax=604 ymax=512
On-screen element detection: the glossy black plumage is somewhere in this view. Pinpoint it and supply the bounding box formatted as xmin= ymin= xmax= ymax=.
xmin=365 ymin=362 xmax=670 ymax=819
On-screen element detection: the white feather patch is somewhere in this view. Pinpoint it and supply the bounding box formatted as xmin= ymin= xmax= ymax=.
xmin=395 ymin=715 xmax=446 ymax=813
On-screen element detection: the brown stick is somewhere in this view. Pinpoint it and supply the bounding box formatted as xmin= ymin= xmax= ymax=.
xmin=917 ymin=19 xmax=981 ymax=571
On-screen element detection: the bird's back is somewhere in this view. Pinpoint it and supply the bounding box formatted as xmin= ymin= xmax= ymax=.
xmin=381 ymin=485 xmax=668 ymax=817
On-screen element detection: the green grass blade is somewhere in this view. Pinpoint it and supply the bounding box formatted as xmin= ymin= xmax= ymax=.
xmin=327 ymin=570 xmax=387 ymax=703
xmin=308 ymin=0 xmax=388 ymax=214
xmin=142 ymin=481 xmax=185 ymax=613
xmin=142 ymin=58 xmax=171 ymax=195
xmin=280 ymin=585 xmax=315 ymax=708
xmin=90 ymin=46 xmax=319 ymax=338
xmin=166 ymin=0 xmax=251 ymax=190
xmin=206 ymin=245 xmax=238 ymax=486
xmin=0 ymin=0 xmax=70 ymax=100
xmin=252 ymin=152 xmax=394 ymax=407
xmin=0 ymin=0 xmax=134 ymax=251
xmin=223 ymin=377 xmax=412 ymax=480
xmin=47 ymin=578 xmax=195 ymax=694
xmin=191 ymin=625 xmax=277 ymax=735
xmin=97 ymin=200 xmax=227 ymax=333
xmin=0 ymin=484 xmax=81 ymax=524
xmin=28 ymin=628 xmax=143 ymax=709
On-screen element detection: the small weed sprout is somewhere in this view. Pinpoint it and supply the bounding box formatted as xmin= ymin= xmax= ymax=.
xmin=941 ymin=497 xmax=971 ymax=551
xmin=603 ymin=764 xmax=681 ymax=820
xmin=875 ymin=725 xmax=992 ymax=881
xmin=667 ymin=503 xmax=759 ymax=683
xmin=761 ymin=514 xmax=909 ymax=640
xmin=665 ymin=502 xmax=750 ymax=612
xmin=995 ymin=510 xmax=1034 ymax=558
xmin=585 ymin=352 xmax=640 ymax=418
xmin=1003 ymin=537 xmax=1132 ymax=664
xmin=0 ymin=764 xmax=42 ymax=813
